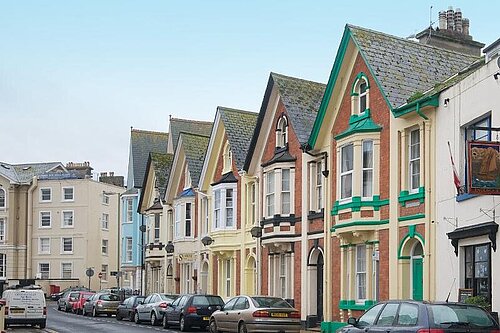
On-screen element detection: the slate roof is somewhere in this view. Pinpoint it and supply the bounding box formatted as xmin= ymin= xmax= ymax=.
xmin=0 ymin=162 xmax=63 ymax=184
xmin=218 ymin=107 xmax=258 ymax=170
xmin=348 ymin=24 xmax=479 ymax=108
xmin=271 ymin=73 xmax=326 ymax=145
xmin=169 ymin=118 xmax=213 ymax=153
xmin=130 ymin=129 xmax=168 ymax=188
xmin=150 ymin=152 xmax=173 ymax=200
xmin=179 ymin=132 xmax=210 ymax=188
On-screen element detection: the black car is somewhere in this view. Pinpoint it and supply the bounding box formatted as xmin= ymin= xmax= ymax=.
xmin=338 ymin=300 xmax=500 ymax=333
xmin=161 ymin=294 xmax=225 ymax=331
xmin=116 ymin=295 xmax=146 ymax=321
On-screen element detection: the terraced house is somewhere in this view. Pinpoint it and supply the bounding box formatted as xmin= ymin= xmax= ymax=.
xmin=164 ymin=118 xmax=212 ymax=294
xmin=306 ymin=23 xmax=479 ymax=328
xmin=197 ymin=107 xmax=258 ymax=299
xmin=243 ymin=72 xmax=325 ymax=327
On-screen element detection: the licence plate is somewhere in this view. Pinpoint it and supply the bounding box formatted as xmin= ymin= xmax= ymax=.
xmin=11 ymin=309 xmax=25 ymax=314
xmin=270 ymin=313 xmax=288 ymax=318
xmin=203 ymin=317 xmax=210 ymax=321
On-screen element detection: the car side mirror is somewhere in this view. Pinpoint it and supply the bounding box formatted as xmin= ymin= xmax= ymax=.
xmin=347 ymin=317 xmax=357 ymax=326
xmin=138 ymin=301 xmax=143 ymax=305
xmin=216 ymin=305 xmax=222 ymax=310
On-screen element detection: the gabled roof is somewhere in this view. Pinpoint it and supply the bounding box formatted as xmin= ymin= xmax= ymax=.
xmin=218 ymin=107 xmax=258 ymax=170
xmin=168 ymin=118 xmax=213 ymax=154
xmin=243 ymin=72 xmax=325 ymax=171
xmin=309 ymin=24 xmax=479 ymax=149
xmin=0 ymin=162 xmax=64 ymax=184
xmin=130 ymin=129 xmax=168 ymax=189
xmin=348 ymin=25 xmax=478 ymax=108
xmin=180 ymin=132 xmax=210 ymax=188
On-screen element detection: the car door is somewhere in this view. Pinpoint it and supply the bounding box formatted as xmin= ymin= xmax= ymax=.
xmin=217 ymin=297 xmax=238 ymax=332
xmin=166 ymin=296 xmax=181 ymax=324
xmin=227 ymin=297 xmax=248 ymax=332
xmin=173 ymin=296 xmax=188 ymax=323
xmin=347 ymin=303 xmax=385 ymax=333
xmin=139 ymin=295 xmax=152 ymax=320
xmin=368 ymin=303 xmax=399 ymax=333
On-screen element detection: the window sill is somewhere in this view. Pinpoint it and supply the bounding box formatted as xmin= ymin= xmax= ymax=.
xmin=261 ymin=214 xmax=300 ymax=226
xmin=339 ymin=299 xmax=376 ymax=310
xmin=456 ymin=192 xmax=479 ymax=202
xmin=308 ymin=209 xmax=324 ymax=221
xmin=61 ymin=226 xmax=74 ymax=229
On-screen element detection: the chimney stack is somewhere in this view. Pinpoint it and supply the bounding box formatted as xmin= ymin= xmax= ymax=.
xmin=446 ymin=6 xmax=455 ymax=31
xmin=462 ymin=18 xmax=470 ymax=36
xmin=439 ymin=11 xmax=447 ymax=30
xmin=454 ymin=8 xmax=463 ymax=33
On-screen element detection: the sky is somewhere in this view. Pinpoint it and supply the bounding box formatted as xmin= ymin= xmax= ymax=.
xmin=1 ymin=1 xmax=499 ymax=180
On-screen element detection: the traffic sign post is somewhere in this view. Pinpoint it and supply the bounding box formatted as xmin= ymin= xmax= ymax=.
xmin=98 ymin=272 xmax=103 ymax=291
xmin=86 ymin=268 xmax=94 ymax=290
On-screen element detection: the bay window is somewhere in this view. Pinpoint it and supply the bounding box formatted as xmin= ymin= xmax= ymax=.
xmin=174 ymin=201 xmax=194 ymax=239
xmin=263 ymin=168 xmax=294 ymax=218
xmin=212 ymin=185 xmax=236 ymax=230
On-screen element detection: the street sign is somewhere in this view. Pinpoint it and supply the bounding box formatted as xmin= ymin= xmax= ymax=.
xmin=98 ymin=272 xmax=103 ymax=279
xmin=86 ymin=268 xmax=94 ymax=277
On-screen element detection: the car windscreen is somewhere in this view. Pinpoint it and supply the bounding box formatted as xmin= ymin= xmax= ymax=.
xmin=192 ymin=296 xmax=224 ymax=306
xmin=69 ymin=292 xmax=80 ymax=298
xmin=429 ymin=304 xmax=495 ymax=328
xmin=100 ymin=294 xmax=120 ymax=301
xmin=251 ymin=297 xmax=293 ymax=308
xmin=160 ymin=294 xmax=177 ymax=301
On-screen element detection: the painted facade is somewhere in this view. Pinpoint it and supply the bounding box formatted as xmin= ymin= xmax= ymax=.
xmin=435 ymin=51 xmax=500 ymax=313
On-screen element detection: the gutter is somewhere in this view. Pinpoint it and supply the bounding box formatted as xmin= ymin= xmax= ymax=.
xmin=415 ymin=102 xmax=429 ymax=120
xmin=26 ymin=176 xmax=38 ymax=278
xmin=392 ymin=93 xmax=439 ymax=119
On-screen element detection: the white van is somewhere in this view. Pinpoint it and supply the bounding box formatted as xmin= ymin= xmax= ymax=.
xmin=2 ymin=288 xmax=47 ymax=328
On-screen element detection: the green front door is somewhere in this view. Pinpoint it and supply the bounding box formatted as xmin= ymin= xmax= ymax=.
xmin=412 ymin=258 xmax=423 ymax=301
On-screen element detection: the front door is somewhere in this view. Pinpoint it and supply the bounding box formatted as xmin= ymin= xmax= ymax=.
xmin=317 ymin=254 xmax=324 ymax=321
xmin=412 ymin=258 xmax=423 ymax=301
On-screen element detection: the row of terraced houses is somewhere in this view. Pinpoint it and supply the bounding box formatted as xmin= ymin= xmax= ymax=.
xmin=1 ymin=13 xmax=499 ymax=331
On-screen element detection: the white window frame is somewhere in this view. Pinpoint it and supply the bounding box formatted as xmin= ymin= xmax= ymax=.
xmin=409 ymin=128 xmax=420 ymax=193
xmin=102 ymin=239 xmax=108 ymax=255
xmin=40 ymin=211 xmax=51 ymax=228
xmin=184 ymin=204 xmax=191 ymax=237
xmin=39 ymin=262 xmax=50 ymax=279
xmin=154 ymin=213 xmax=161 ymax=241
xmin=39 ymin=237 xmax=50 ymax=254
xmin=62 ymin=187 xmax=74 ymax=202
xmin=362 ymin=140 xmax=374 ymax=199
xmin=125 ymin=199 xmax=133 ymax=223
xmin=352 ymin=76 xmax=370 ymax=115
xmin=310 ymin=161 xmax=323 ymax=212
xmin=101 ymin=213 xmax=109 ymax=230
xmin=184 ymin=165 xmax=192 ymax=189
xmin=126 ymin=237 xmax=133 ymax=262
xmin=358 ymin=81 xmax=368 ymax=114
xmin=61 ymin=210 xmax=74 ymax=228
xmin=225 ymin=259 xmax=231 ymax=297
xmin=0 ymin=254 xmax=6 ymax=278
xmin=61 ymin=237 xmax=73 ymax=254
xmin=356 ymin=244 xmax=367 ymax=302
xmin=61 ymin=262 xmax=72 ymax=279
xmin=202 ymin=197 xmax=209 ymax=236
xmin=0 ymin=218 xmax=6 ymax=243
xmin=281 ymin=169 xmax=291 ymax=215
xmin=102 ymin=193 xmax=110 ymax=205
xmin=249 ymin=182 xmax=256 ymax=225
xmin=265 ymin=171 xmax=275 ymax=218
xmin=279 ymin=254 xmax=287 ymax=298
xmin=212 ymin=184 xmax=237 ymax=231
xmin=40 ymin=188 xmax=52 ymax=202
xmin=276 ymin=116 xmax=288 ymax=149
xmin=223 ymin=142 xmax=233 ymax=174
xmin=101 ymin=264 xmax=108 ymax=281
xmin=174 ymin=205 xmax=181 ymax=239
xmin=340 ymin=144 xmax=354 ymax=201
xmin=0 ymin=188 xmax=6 ymax=210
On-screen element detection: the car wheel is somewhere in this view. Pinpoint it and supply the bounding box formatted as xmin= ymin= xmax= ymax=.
xmin=150 ymin=312 xmax=158 ymax=326
xmin=134 ymin=312 xmax=141 ymax=324
xmin=162 ymin=314 xmax=169 ymax=328
xmin=116 ymin=312 xmax=122 ymax=321
xmin=180 ymin=315 xmax=190 ymax=332
xmin=92 ymin=307 xmax=97 ymax=317
xmin=129 ymin=311 xmax=135 ymax=322
xmin=107 ymin=313 xmax=112 ymax=317
xmin=238 ymin=322 xmax=248 ymax=333
xmin=39 ymin=321 xmax=46 ymax=329
xmin=209 ymin=319 xmax=220 ymax=333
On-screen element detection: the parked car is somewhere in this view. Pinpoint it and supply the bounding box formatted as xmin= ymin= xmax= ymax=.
xmin=72 ymin=291 xmax=95 ymax=315
xmin=336 ymin=300 xmax=500 ymax=333
xmin=2 ymin=288 xmax=46 ymax=329
xmin=57 ymin=291 xmax=81 ymax=312
xmin=116 ymin=295 xmax=145 ymax=321
xmin=134 ymin=293 xmax=178 ymax=325
xmin=50 ymin=286 xmax=90 ymax=301
xmin=83 ymin=292 xmax=121 ymax=317
xmin=162 ymin=294 xmax=224 ymax=331
xmin=209 ymin=295 xmax=300 ymax=333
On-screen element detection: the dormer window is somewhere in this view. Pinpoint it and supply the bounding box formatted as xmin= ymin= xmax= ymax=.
xmin=276 ymin=115 xmax=288 ymax=149
xmin=223 ymin=142 xmax=233 ymax=173
xmin=351 ymin=73 xmax=370 ymax=115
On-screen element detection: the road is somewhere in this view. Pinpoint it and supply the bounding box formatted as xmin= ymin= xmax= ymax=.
xmin=43 ymin=302 xmax=203 ymax=333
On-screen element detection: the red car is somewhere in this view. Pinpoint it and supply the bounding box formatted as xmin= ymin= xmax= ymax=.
xmin=72 ymin=291 xmax=95 ymax=315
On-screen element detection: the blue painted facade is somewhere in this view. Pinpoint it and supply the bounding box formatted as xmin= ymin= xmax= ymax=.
xmin=120 ymin=191 xmax=143 ymax=269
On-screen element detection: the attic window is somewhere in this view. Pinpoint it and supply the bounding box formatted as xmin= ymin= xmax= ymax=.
xmin=276 ymin=115 xmax=288 ymax=149
xmin=223 ymin=142 xmax=233 ymax=174
xmin=351 ymin=73 xmax=370 ymax=115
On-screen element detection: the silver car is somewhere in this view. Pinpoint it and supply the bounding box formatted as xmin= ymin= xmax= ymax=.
xmin=134 ymin=293 xmax=178 ymax=326
xmin=209 ymin=296 xmax=301 ymax=333
xmin=83 ymin=292 xmax=121 ymax=317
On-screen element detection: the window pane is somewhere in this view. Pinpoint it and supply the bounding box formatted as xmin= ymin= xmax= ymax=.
xmin=341 ymin=174 xmax=352 ymax=199
xmin=363 ymin=170 xmax=373 ymax=197
xmin=282 ymin=170 xmax=290 ymax=191
xmin=360 ymin=95 xmax=366 ymax=113
xmin=341 ymin=145 xmax=353 ymax=172
xmin=358 ymin=304 xmax=384 ymax=327
xmin=377 ymin=303 xmax=398 ymax=326
xmin=363 ymin=141 xmax=373 ymax=168
xmin=397 ymin=303 xmax=419 ymax=326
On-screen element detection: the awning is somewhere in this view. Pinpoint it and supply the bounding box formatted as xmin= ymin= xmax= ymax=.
xmin=447 ymin=221 xmax=498 ymax=256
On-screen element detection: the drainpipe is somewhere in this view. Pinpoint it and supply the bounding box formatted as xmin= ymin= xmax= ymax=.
xmin=27 ymin=177 xmax=38 ymax=278
xmin=415 ymin=102 xmax=429 ymax=120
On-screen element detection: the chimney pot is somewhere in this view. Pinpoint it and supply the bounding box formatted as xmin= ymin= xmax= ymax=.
xmin=462 ymin=18 xmax=470 ymax=36
xmin=447 ymin=7 xmax=455 ymax=31
xmin=109 ymin=172 xmax=114 ymax=177
xmin=454 ymin=8 xmax=463 ymax=33
xmin=439 ymin=11 xmax=447 ymax=30
xmin=100 ymin=172 xmax=107 ymax=177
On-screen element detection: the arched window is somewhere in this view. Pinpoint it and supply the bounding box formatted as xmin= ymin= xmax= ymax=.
xmin=351 ymin=73 xmax=370 ymax=115
xmin=276 ymin=115 xmax=288 ymax=149
xmin=223 ymin=142 xmax=232 ymax=173
xmin=0 ymin=188 xmax=5 ymax=209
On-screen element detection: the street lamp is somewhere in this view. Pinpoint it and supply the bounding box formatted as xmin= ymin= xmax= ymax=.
xmin=165 ymin=241 xmax=175 ymax=253
xmin=201 ymin=236 xmax=214 ymax=246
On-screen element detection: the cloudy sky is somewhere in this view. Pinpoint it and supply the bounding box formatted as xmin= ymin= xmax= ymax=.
xmin=1 ymin=0 xmax=498 ymax=180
